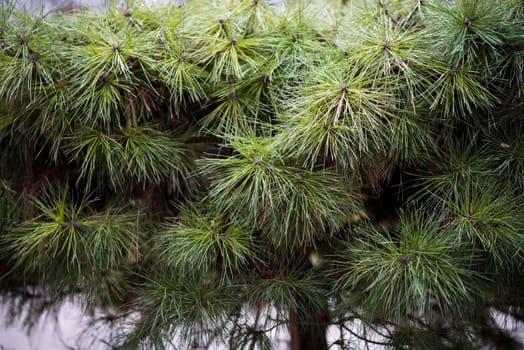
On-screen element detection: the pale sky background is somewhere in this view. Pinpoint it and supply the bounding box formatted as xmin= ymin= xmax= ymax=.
xmin=0 ymin=299 xmax=382 ymax=350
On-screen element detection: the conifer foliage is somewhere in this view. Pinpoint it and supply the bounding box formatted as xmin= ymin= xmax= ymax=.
xmin=1 ymin=0 xmax=524 ymax=348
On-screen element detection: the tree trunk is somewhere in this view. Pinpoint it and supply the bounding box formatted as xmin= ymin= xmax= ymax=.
xmin=289 ymin=307 xmax=329 ymax=350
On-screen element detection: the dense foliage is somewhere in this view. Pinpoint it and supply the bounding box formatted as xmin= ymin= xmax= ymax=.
xmin=1 ymin=0 xmax=524 ymax=348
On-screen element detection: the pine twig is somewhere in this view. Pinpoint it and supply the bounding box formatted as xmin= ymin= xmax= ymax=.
xmin=378 ymin=0 xmax=400 ymax=27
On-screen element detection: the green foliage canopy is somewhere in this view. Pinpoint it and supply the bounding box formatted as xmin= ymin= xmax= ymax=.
xmin=0 ymin=0 xmax=523 ymax=349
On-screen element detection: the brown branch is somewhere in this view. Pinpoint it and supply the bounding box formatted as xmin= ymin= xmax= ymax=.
xmin=126 ymin=91 xmax=138 ymax=128
xmin=378 ymin=0 xmax=400 ymax=27
xmin=341 ymin=323 xmax=392 ymax=346
xmin=401 ymin=0 xmax=423 ymax=26
xmin=290 ymin=308 xmax=301 ymax=350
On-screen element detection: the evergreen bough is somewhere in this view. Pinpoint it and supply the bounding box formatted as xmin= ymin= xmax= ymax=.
xmin=1 ymin=0 xmax=523 ymax=349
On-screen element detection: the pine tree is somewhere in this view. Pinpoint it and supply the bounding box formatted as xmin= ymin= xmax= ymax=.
xmin=1 ymin=0 xmax=524 ymax=349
